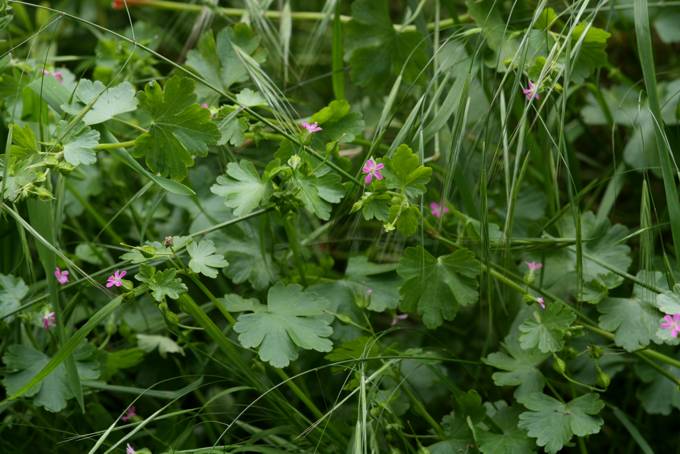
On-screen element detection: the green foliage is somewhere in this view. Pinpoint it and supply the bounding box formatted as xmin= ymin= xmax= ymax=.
xmin=136 ymin=334 xmax=185 ymax=358
xmin=187 ymin=239 xmax=229 ymax=278
xmin=518 ymin=304 xmax=577 ymax=353
xmin=598 ymin=271 xmax=666 ymax=351
xmin=62 ymin=79 xmax=138 ymax=125
xmin=0 ymin=273 xmax=28 ymax=321
xmin=397 ymin=246 xmax=479 ymax=328
xmin=352 ymin=145 xmax=432 ymax=235
xmin=1 ymin=1 xmax=679 ymax=452
xmin=345 ymin=0 xmax=428 ymax=88
xmin=136 ymin=266 xmax=188 ymax=301
xmin=530 ymin=212 xmax=632 ymax=303
xmin=2 ymin=344 xmax=99 ymax=412
xmin=309 ymin=99 xmax=364 ymax=148
xmin=59 ymin=122 xmax=100 ymax=166
xmin=231 ymin=284 xmax=334 ymax=367
xmin=186 ymin=24 xmax=265 ymax=93
xmin=518 ymin=393 xmax=604 ymax=453
xmin=569 ymin=23 xmax=612 ymax=82
xmin=484 ymin=332 xmax=549 ymax=400
xmin=342 ymin=256 xmax=400 ymax=312
xmin=134 ymin=76 xmax=220 ymax=179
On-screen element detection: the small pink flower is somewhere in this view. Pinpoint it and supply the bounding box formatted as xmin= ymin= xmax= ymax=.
xmin=430 ymin=202 xmax=449 ymax=218
xmin=660 ymin=314 xmax=680 ymax=338
xmin=536 ymin=297 xmax=545 ymax=310
xmin=526 ymin=261 xmax=543 ymax=271
xmin=522 ymin=80 xmax=540 ymax=101
xmin=301 ymin=121 xmax=322 ymax=133
xmin=106 ymin=270 xmax=127 ymax=288
xmin=361 ymin=158 xmax=384 ymax=185
xmin=391 ymin=313 xmax=408 ymax=326
xmin=54 ymin=267 xmax=69 ymax=285
xmin=126 ymin=444 xmax=136 ymax=454
xmin=121 ymin=405 xmax=137 ymax=422
xmin=42 ymin=311 xmax=56 ymax=329
xmin=200 ymin=103 xmax=209 ymax=109
xmin=42 ymin=69 xmax=63 ymax=83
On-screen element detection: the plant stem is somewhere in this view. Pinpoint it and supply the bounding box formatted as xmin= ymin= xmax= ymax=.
xmin=283 ymin=213 xmax=307 ymax=286
xmin=95 ymin=140 xmax=136 ymax=150
xmin=129 ymin=0 xmax=465 ymax=32
xmin=185 ymin=272 xmax=236 ymax=325
xmin=431 ymin=231 xmax=680 ymax=381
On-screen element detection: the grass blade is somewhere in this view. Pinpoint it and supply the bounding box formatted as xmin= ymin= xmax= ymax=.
xmin=634 ymin=0 xmax=680 ymax=264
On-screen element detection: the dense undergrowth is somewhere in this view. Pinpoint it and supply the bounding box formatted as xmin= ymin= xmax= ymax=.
xmin=1 ymin=0 xmax=680 ymax=452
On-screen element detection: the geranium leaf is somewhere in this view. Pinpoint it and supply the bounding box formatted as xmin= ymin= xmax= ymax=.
xmin=635 ymin=361 xmax=680 ymax=415
xmin=211 ymin=160 xmax=268 ymax=216
xmin=342 ymin=256 xmax=400 ymax=312
xmin=0 ymin=274 xmax=29 ymax=321
xmin=63 ymin=79 xmax=138 ymax=125
xmin=136 ymin=334 xmax=185 ymax=358
xmin=518 ymin=392 xmax=604 ymax=453
xmin=2 ymin=343 xmax=99 ymax=413
xmin=478 ymin=403 xmax=535 ymax=454
xmin=135 ymin=266 xmax=188 ymax=301
xmin=233 ymin=284 xmax=334 ymax=368
xmin=309 ymin=99 xmax=364 ymax=147
xmin=186 ymin=24 xmax=265 ymax=92
xmin=529 ymin=211 xmax=632 ymax=303
xmin=383 ymin=144 xmax=432 ymax=197
xmin=518 ymin=304 xmax=576 ymax=353
xmin=217 ymin=222 xmax=278 ymax=291
xmin=345 ymin=0 xmax=428 ymax=89
xmin=60 ymin=122 xmax=100 ymax=166
xmin=598 ymin=271 xmax=666 ymax=351
xmin=568 ymin=23 xmax=611 ymax=83
xmin=294 ymin=170 xmax=345 ymax=221
xmin=134 ymin=76 xmax=219 ymax=180
xmin=187 ymin=239 xmax=228 ymax=279
xmin=397 ymin=246 xmax=480 ymax=329
xmin=484 ymin=331 xmax=549 ymax=400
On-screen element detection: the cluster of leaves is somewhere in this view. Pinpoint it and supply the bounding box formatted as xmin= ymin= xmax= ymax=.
xmin=1 ymin=1 xmax=680 ymax=453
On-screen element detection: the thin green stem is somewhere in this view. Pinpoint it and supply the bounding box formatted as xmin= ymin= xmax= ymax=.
xmin=283 ymin=213 xmax=307 ymax=286
xmin=124 ymin=0 xmax=465 ymax=32
xmin=94 ymin=139 xmax=136 ymax=150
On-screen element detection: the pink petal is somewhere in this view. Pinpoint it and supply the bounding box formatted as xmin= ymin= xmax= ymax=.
xmin=375 ymin=162 xmax=384 ymax=170
xmin=364 ymin=174 xmax=373 ymax=185
xmin=374 ymin=170 xmax=384 ymax=181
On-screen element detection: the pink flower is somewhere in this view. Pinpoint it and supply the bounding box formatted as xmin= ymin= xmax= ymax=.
xmin=536 ymin=297 xmax=545 ymax=310
xmin=660 ymin=314 xmax=680 ymax=338
xmin=522 ymin=80 xmax=540 ymax=101
xmin=42 ymin=69 xmax=63 ymax=83
xmin=42 ymin=311 xmax=56 ymax=329
xmin=200 ymin=103 xmax=209 ymax=109
xmin=54 ymin=267 xmax=69 ymax=285
xmin=121 ymin=405 xmax=137 ymax=422
xmin=430 ymin=202 xmax=449 ymax=218
xmin=301 ymin=121 xmax=322 ymax=133
xmin=361 ymin=158 xmax=384 ymax=185
xmin=526 ymin=261 xmax=543 ymax=271
xmin=391 ymin=313 xmax=408 ymax=326
xmin=106 ymin=270 xmax=127 ymax=288
xmin=126 ymin=444 xmax=136 ymax=454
